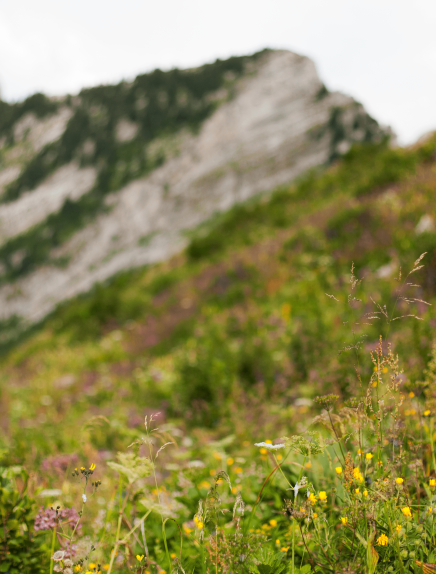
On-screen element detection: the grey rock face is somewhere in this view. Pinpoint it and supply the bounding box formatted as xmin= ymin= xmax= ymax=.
xmin=0 ymin=50 xmax=389 ymax=329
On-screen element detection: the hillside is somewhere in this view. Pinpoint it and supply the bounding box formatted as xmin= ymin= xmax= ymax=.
xmin=1 ymin=128 xmax=436 ymax=572
xmin=0 ymin=49 xmax=388 ymax=344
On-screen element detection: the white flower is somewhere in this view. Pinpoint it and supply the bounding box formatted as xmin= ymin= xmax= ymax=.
xmin=307 ymin=489 xmax=311 ymax=498
xmin=82 ymin=494 xmax=87 ymax=503
xmin=254 ymin=442 xmax=286 ymax=451
xmin=51 ymin=550 xmax=65 ymax=561
xmin=292 ymin=476 xmax=307 ymax=499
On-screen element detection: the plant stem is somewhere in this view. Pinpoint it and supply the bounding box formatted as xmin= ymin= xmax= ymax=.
xmin=49 ymin=525 xmax=57 ymax=574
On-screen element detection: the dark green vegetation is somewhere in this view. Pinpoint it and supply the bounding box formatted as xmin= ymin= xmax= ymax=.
xmin=0 ymin=93 xmax=59 ymax=143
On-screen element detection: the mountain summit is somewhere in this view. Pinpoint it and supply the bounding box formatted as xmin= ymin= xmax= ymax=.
xmin=0 ymin=49 xmax=389 ymax=335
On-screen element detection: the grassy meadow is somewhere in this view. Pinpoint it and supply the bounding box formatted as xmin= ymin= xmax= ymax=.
xmin=1 ymin=135 xmax=436 ymax=573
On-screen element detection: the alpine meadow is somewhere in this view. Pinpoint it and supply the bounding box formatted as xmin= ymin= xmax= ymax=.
xmin=1 ymin=49 xmax=436 ymax=574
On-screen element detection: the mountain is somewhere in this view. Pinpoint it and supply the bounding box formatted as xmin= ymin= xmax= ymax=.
xmin=0 ymin=49 xmax=389 ymax=344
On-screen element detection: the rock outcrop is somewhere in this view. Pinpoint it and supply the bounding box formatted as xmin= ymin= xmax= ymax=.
xmin=0 ymin=50 xmax=389 ymax=331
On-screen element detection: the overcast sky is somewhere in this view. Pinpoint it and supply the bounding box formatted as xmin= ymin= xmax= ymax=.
xmin=1 ymin=0 xmax=435 ymax=144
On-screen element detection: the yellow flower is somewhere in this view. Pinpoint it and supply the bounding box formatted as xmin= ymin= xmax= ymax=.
xmin=319 ymin=491 xmax=327 ymax=502
xmin=383 ymin=367 xmax=388 ymax=373
xmin=210 ymin=469 xmax=216 ymax=476
xmin=89 ymin=463 xmax=96 ymax=471
xmin=401 ymin=506 xmax=412 ymax=518
xmin=277 ymin=454 xmax=283 ymax=461
xmin=313 ymin=512 xmax=318 ymax=518
xmin=372 ymin=381 xmax=378 ymax=388
xmin=103 ymin=567 xmax=109 ymax=572
xmin=260 ymin=448 xmax=268 ymax=455
xmin=265 ymin=440 xmax=273 ymax=444
xmin=395 ymin=524 xmax=402 ymax=533
xmin=269 ymin=519 xmax=278 ymax=527
xmin=136 ymin=555 xmax=145 ymax=562
xmin=424 ymin=410 xmax=431 ymax=416
xmin=281 ymin=547 xmax=289 ymax=552
xmin=227 ymin=458 xmax=234 ymax=466
xmin=357 ymin=449 xmax=362 ymax=456
xmin=376 ymin=534 xmax=389 ymax=546
xmin=355 ymin=488 xmax=360 ymax=494
xmin=89 ymin=565 xmax=96 ymax=570
xmin=170 ymin=553 xmax=176 ymax=559
xmin=275 ymin=539 xmax=280 ymax=545
xmin=340 ymin=517 xmax=348 ymax=525
xmin=410 ymin=409 xmax=416 ymax=415
xmin=213 ymin=452 xmax=222 ymax=460
xmin=409 ymin=391 xmax=415 ymax=398
xmin=430 ymin=479 xmax=436 ymax=487
xmin=363 ymin=490 xmax=368 ymax=497
xmin=395 ymin=478 xmax=404 ymax=485
xmin=75 ymin=567 xmax=83 ymax=573
xmin=305 ymin=462 xmax=312 ymax=469
xmin=198 ymin=481 xmax=210 ymax=489
xmin=308 ymin=493 xmax=317 ymax=505
xmin=335 ymin=466 xmax=343 ymax=475
xmin=366 ymin=453 xmax=374 ymax=460
xmin=235 ymin=467 xmax=243 ymax=474
xmin=197 ymin=521 xmax=204 ymax=530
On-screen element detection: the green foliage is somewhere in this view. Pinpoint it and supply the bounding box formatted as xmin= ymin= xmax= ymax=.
xmin=0 ymin=93 xmax=58 ymax=142
xmin=0 ymin=467 xmax=45 ymax=573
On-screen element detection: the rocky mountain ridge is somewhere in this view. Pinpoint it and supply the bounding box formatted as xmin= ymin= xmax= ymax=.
xmin=0 ymin=49 xmax=389 ymax=336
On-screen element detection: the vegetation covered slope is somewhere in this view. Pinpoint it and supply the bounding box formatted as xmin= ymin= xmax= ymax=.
xmin=1 ymin=136 xmax=436 ymax=572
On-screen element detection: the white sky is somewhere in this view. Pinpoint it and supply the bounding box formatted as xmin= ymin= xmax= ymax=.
xmin=1 ymin=0 xmax=436 ymax=144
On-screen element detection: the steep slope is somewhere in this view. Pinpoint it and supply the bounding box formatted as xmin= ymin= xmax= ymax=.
xmin=0 ymin=50 xmax=388 ymax=337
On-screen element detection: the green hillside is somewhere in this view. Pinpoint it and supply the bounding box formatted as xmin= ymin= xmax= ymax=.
xmin=1 ymin=135 xmax=436 ymax=573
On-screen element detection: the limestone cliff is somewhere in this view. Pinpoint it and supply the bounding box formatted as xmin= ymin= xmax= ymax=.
xmin=0 ymin=49 xmax=389 ymax=334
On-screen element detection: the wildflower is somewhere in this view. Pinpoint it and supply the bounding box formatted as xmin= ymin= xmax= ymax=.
xmin=265 ymin=440 xmax=272 ymax=444
xmin=357 ymin=449 xmax=362 ymax=457
xmin=424 ymin=410 xmax=431 ymax=416
xmin=198 ymin=481 xmax=210 ymax=489
xmin=277 ymin=454 xmax=283 ymax=461
xmin=227 ymin=458 xmax=234 ymax=466
xmin=335 ymin=466 xmax=343 ymax=475
xmin=52 ymin=551 xmax=65 ymax=561
xmin=409 ymin=392 xmax=415 ymax=398
xmin=89 ymin=565 xmax=96 ymax=570
xmin=235 ymin=467 xmax=243 ymax=474
xmin=292 ymin=476 xmax=308 ymax=498
xmin=305 ymin=462 xmax=312 ymax=469
xmin=340 ymin=517 xmax=348 ymax=525
xmin=82 ymin=494 xmax=87 ymax=503
xmin=276 ymin=539 xmax=280 ymax=545
xmin=372 ymin=381 xmax=377 ymax=387
xmin=210 ymin=469 xmax=216 ymax=476
xmin=430 ymin=479 xmax=436 ymax=487
xmin=308 ymin=493 xmax=317 ymax=505
xmin=363 ymin=490 xmax=368 ymax=497
xmin=254 ymin=442 xmax=285 ymax=451
xmin=89 ymin=463 xmax=96 ymax=471
xmin=269 ymin=519 xmax=277 ymax=527
xmin=366 ymin=453 xmax=374 ymax=460
xmin=377 ymin=534 xmax=389 ymax=546
xmin=355 ymin=488 xmax=360 ymax=494
xmin=281 ymin=547 xmax=289 ymax=552
xmin=319 ymin=491 xmax=327 ymax=501
xmin=395 ymin=524 xmax=402 ymax=533
xmin=410 ymin=409 xmax=416 ymax=415
xmin=170 ymin=554 xmax=176 ymax=559
xmin=75 ymin=567 xmax=83 ymax=572
xmin=136 ymin=554 xmax=144 ymax=562
xmin=197 ymin=521 xmax=204 ymax=529
xmin=401 ymin=506 xmax=412 ymax=518
xmin=313 ymin=512 xmax=318 ymax=518
xmin=383 ymin=367 xmax=388 ymax=373
xmin=395 ymin=478 xmax=404 ymax=485
xmin=213 ymin=452 xmax=222 ymax=460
